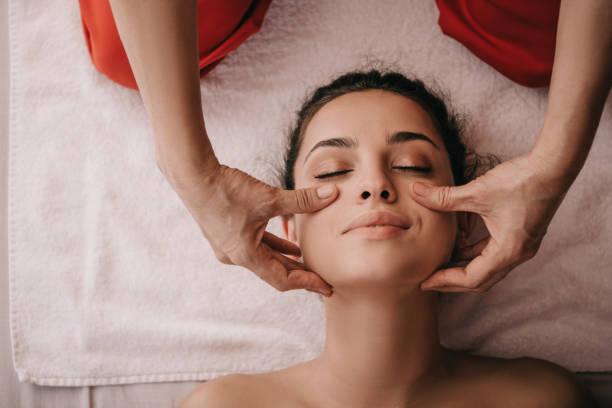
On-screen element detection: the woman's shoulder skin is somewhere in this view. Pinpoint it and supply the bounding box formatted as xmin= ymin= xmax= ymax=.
xmin=179 ymin=374 xmax=249 ymax=408
xmin=178 ymin=371 xmax=299 ymax=408
xmin=496 ymin=356 xmax=599 ymax=408
xmin=179 ymin=355 xmax=598 ymax=408
xmin=438 ymin=349 xmax=596 ymax=408
xmin=452 ymin=351 xmax=597 ymax=408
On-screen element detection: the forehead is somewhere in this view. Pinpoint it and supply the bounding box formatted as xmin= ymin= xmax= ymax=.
xmin=300 ymin=89 xmax=443 ymax=156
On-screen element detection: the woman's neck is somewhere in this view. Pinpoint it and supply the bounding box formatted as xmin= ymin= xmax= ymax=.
xmin=306 ymin=285 xmax=452 ymax=408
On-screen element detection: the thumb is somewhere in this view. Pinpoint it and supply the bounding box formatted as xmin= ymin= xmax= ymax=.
xmin=273 ymin=184 xmax=338 ymax=216
xmin=409 ymin=181 xmax=475 ymax=212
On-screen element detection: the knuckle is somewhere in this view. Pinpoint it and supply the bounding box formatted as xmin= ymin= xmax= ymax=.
xmin=518 ymin=237 xmax=540 ymax=261
xmin=295 ymin=189 xmax=311 ymax=211
xmin=464 ymin=275 xmax=488 ymax=290
xmin=257 ymin=187 xmax=281 ymax=219
xmin=275 ymin=281 xmax=290 ymax=292
xmin=230 ymin=247 xmax=251 ymax=267
xmin=528 ymin=240 xmax=542 ymax=259
xmin=464 ymin=177 xmax=489 ymax=212
xmin=212 ymin=248 xmax=233 ymax=264
xmin=522 ymin=246 xmax=537 ymax=261
xmin=263 ymin=261 xmax=290 ymax=292
xmin=436 ymin=186 xmax=454 ymax=209
xmin=469 ymin=179 xmax=486 ymax=207
xmin=464 ymin=277 xmax=484 ymax=289
xmin=217 ymin=255 xmax=232 ymax=265
xmin=471 ymin=177 xmax=488 ymax=197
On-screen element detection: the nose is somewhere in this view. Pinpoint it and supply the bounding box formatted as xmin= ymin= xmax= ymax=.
xmin=357 ymin=169 xmax=397 ymax=202
xmin=361 ymin=189 xmax=391 ymax=200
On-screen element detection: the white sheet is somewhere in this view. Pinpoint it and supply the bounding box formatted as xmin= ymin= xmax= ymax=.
xmin=8 ymin=0 xmax=612 ymax=386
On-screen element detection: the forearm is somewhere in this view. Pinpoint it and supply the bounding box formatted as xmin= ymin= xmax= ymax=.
xmin=531 ymin=0 xmax=612 ymax=185
xmin=108 ymin=0 xmax=218 ymax=182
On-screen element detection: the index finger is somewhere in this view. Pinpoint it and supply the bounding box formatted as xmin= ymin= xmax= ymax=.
xmin=248 ymin=242 xmax=333 ymax=295
xmin=272 ymin=252 xmax=333 ymax=295
xmin=421 ymin=247 xmax=514 ymax=293
xmin=262 ymin=231 xmax=302 ymax=256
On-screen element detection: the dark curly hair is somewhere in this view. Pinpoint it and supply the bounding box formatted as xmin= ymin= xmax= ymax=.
xmin=276 ymin=68 xmax=500 ymax=197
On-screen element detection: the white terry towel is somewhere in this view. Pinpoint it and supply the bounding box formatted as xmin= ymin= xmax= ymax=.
xmin=8 ymin=0 xmax=612 ymax=386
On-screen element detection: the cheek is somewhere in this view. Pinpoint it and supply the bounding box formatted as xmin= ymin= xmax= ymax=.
xmin=421 ymin=210 xmax=458 ymax=261
xmin=294 ymin=212 xmax=341 ymax=276
xmin=295 ymin=213 xmax=332 ymax=249
xmin=291 ymin=188 xmax=459 ymax=286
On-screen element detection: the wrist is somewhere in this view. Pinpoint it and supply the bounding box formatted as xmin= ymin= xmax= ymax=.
xmin=154 ymin=125 xmax=220 ymax=184
xmin=156 ymin=150 xmax=220 ymax=190
xmin=527 ymin=146 xmax=578 ymax=193
xmin=530 ymin=118 xmax=598 ymax=186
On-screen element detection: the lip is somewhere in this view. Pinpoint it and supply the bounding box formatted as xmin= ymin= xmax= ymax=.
xmin=342 ymin=210 xmax=411 ymax=234
xmin=346 ymin=225 xmax=408 ymax=240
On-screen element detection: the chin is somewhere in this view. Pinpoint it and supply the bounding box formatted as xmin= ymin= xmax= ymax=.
xmin=301 ymin=236 xmax=453 ymax=289
xmin=309 ymin=255 xmax=431 ymax=290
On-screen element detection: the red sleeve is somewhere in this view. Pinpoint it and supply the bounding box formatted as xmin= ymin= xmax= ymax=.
xmin=78 ymin=0 xmax=272 ymax=90
xmin=434 ymin=0 xmax=561 ymax=87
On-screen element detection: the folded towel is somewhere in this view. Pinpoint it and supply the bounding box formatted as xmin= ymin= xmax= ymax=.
xmin=8 ymin=0 xmax=612 ymax=386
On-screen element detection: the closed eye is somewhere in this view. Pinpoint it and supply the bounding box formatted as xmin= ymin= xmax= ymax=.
xmin=314 ymin=166 xmax=432 ymax=179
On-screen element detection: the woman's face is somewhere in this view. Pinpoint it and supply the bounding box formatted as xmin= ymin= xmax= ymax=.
xmin=282 ymin=90 xmax=464 ymax=290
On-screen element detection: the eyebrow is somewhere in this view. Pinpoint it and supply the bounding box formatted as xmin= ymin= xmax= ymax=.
xmin=302 ymin=131 xmax=440 ymax=165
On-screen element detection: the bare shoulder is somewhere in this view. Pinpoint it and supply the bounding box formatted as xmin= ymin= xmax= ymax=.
xmin=179 ymin=371 xmax=299 ymax=408
xmin=179 ymin=374 xmax=260 ymax=408
xmin=498 ymin=357 xmax=599 ymax=408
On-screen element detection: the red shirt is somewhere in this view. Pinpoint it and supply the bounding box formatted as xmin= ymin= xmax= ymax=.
xmin=78 ymin=0 xmax=272 ymax=90
xmin=80 ymin=1 xmax=559 ymax=90
xmin=435 ymin=0 xmax=561 ymax=87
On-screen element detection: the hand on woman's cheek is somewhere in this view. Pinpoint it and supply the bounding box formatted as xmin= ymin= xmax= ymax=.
xmin=283 ymin=90 xmax=464 ymax=292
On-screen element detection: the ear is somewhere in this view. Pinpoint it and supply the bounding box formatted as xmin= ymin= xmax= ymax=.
xmin=281 ymin=215 xmax=300 ymax=261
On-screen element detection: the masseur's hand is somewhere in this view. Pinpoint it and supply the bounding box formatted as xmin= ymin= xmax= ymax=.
xmin=168 ymin=162 xmax=338 ymax=297
xmin=410 ymin=151 xmax=572 ymax=293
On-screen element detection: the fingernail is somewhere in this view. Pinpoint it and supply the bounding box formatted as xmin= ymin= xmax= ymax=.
xmin=413 ymin=182 xmax=431 ymax=197
xmin=317 ymin=184 xmax=334 ymax=198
